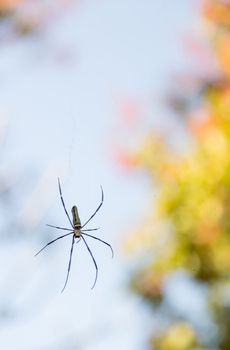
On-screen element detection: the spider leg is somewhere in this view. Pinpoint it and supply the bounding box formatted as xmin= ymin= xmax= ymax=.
xmin=46 ymin=224 xmax=72 ymax=231
xmin=81 ymin=232 xmax=114 ymax=258
xmin=81 ymin=235 xmax=98 ymax=289
xmin=81 ymin=186 xmax=104 ymax=228
xmin=58 ymin=178 xmax=74 ymax=228
xmin=61 ymin=234 xmax=75 ymax=293
xmin=35 ymin=232 xmax=73 ymax=256
xmin=81 ymin=228 xmax=100 ymax=232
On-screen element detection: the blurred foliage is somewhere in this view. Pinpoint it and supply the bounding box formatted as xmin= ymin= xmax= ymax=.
xmin=124 ymin=1 xmax=230 ymax=349
xmin=150 ymin=322 xmax=198 ymax=350
xmin=0 ymin=0 xmax=75 ymax=38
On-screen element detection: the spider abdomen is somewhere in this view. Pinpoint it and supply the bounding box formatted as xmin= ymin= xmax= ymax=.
xmin=71 ymin=205 xmax=81 ymax=227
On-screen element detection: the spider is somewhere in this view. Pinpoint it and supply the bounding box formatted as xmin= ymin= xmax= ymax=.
xmin=35 ymin=178 xmax=113 ymax=293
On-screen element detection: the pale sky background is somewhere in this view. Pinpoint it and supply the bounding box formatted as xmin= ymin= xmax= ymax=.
xmin=0 ymin=1 xmax=200 ymax=349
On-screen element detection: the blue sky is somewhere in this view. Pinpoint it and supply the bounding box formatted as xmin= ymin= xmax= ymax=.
xmin=0 ymin=1 xmax=198 ymax=349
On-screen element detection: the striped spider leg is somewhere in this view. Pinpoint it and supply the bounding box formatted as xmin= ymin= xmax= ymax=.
xmin=35 ymin=178 xmax=114 ymax=293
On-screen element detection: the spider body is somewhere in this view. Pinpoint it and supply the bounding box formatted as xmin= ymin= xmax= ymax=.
xmin=72 ymin=206 xmax=81 ymax=237
xmin=35 ymin=179 xmax=113 ymax=292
